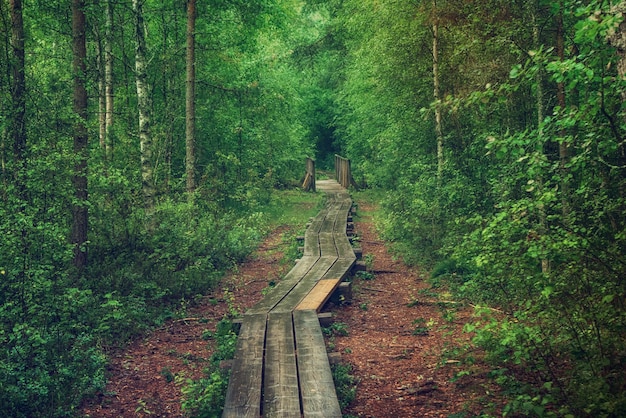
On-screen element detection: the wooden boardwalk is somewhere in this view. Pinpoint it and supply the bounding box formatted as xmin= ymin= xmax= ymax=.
xmin=223 ymin=179 xmax=356 ymax=418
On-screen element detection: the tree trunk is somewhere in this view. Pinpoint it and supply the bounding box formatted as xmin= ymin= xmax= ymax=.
xmin=9 ymin=0 xmax=28 ymax=309
xmin=432 ymin=0 xmax=444 ymax=184
xmin=607 ymin=2 xmax=626 ymax=188
xmin=133 ymin=0 xmax=155 ymax=215
xmin=532 ymin=0 xmax=550 ymax=274
xmin=10 ymin=0 xmax=26 ymax=203
xmin=72 ymin=0 xmax=89 ymax=272
xmin=185 ymin=0 xmax=196 ymax=195
xmin=96 ymin=35 xmax=106 ymax=151
xmin=105 ymin=0 xmax=114 ymax=156
xmin=556 ymin=3 xmax=570 ymax=219
xmin=10 ymin=0 xmax=26 ymax=165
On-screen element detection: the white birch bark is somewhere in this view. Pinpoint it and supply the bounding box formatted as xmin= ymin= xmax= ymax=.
xmin=133 ymin=0 xmax=155 ymax=215
xmin=185 ymin=0 xmax=196 ymax=195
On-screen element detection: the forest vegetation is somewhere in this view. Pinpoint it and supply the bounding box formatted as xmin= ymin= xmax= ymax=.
xmin=1 ymin=0 xmax=625 ymax=417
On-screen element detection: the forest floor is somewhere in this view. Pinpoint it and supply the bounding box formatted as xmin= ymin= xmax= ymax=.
xmin=81 ymin=197 xmax=505 ymax=418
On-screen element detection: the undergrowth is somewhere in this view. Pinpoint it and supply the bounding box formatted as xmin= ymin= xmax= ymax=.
xmin=178 ymin=318 xmax=238 ymax=417
xmin=332 ymin=362 xmax=358 ymax=410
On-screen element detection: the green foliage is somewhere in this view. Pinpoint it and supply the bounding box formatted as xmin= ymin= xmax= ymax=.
xmin=178 ymin=318 xmax=238 ymax=417
xmin=331 ymin=362 xmax=358 ymax=410
xmin=411 ymin=318 xmax=431 ymax=336
xmin=0 ymin=288 xmax=107 ymax=417
xmin=1 ymin=0 xmax=325 ymax=414
xmin=4 ymin=0 xmax=626 ymax=415
xmin=354 ymin=270 xmax=375 ymax=281
xmin=322 ymin=321 xmax=349 ymax=337
xmin=178 ymin=370 xmax=230 ymax=418
xmin=326 ymin=0 xmax=626 ymax=415
xmin=207 ymin=319 xmax=238 ymax=364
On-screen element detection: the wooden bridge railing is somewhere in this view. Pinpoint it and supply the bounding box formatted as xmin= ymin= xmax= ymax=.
xmin=334 ymin=154 xmax=358 ymax=190
xmin=302 ymin=157 xmax=316 ymax=192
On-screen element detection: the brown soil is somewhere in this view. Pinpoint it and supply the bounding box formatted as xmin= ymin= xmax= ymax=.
xmin=81 ymin=200 xmax=504 ymax=418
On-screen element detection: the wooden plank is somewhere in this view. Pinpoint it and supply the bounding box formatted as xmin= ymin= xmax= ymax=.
xmin=272 ymin=256 xmax=337 ymax=313
xmin=302 ymin=172 xmax=312 ymax=191
xmin=320 ymin=207 xmax=340 ymax=233
xmin=318 ymin=231 xmax=337 ymax=257
xmin=247 ymin=255 xmax=318 ymax=315
xmin=222 ymin=314 xmax=267 ymax=418
xmin=263 ymin=312 xmax=301 ymax=417
xmin=333 ymin=198 xmax=356 ymax=259
xmin=303 ymin=206 xmax=327 ymax=257
xmin=322 ymin=258 xmax=355 ymax=282
xmin=308 ymin=205 xmax=328 ymax=233
xmin=295 ymin=277 xmax=343 ymax=312
xmin=293 ymin=310 xmax=342 ymax=418
xmin=334 ymin=231 xmax=356 ymax=260
xmin=303 ymin=228 xmax=320 ymax=257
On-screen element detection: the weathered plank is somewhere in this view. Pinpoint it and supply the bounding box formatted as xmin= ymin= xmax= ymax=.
xmin=222 ymin=314 xmax=267 ymax=418
xmin=322 ymin=258 xmax=355 ymax=282
xmin=320 ymin=208 xmax=340 ymax=234
xmin=293 ymin=310 xmax=342 ymax=418
xmin=303 ymin=207 xmax=326 ymax=257
xmin=334 ymin=199 xmax=353 ymax=233
xmin=318 ymin=231 xmax=337 ymax=257
xmin=295 ymin=277 xmax=343 ymax=312
xmin=332 ymin=199 xmax=353 ymax=255
xmin=263 ymin=312 xmax=301 ymax=418
xmin=334 ymin=232 xmax=356 ymax=260
xmin=246 ymin=255 xmax=318 ymax=315
xmin=272 ymin=256 xmax=337 ymax=313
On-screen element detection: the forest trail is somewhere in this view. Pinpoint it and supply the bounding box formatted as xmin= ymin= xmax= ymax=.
xmin=223 ymin=179 xmax=355 ymax=417
xmin=81 ymin=188 xmax=504 ymax=418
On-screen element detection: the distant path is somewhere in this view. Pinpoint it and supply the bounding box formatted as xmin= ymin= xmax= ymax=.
xmin=223 ymin=179 xmax=357 ymax=417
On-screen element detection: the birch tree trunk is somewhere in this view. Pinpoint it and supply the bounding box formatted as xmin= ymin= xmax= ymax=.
xmin=185 ymin=0 xmax=196 ymax=195
xmin=432 ymin=0 xmax=444 ymax=184
xmin=133 ymin=0 xmax=155 ymax=215
xmin=96 ymin=35 xmax=106 ymax=151
xmin=105 ymin=0 xmax=114 ymax=156
xmin=72 ymin=0 xmax=89 ymax=272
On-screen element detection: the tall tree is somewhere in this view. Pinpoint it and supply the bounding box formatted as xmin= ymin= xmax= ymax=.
xmin=71 ymin=0 xmax=89 ymax=272
xmin=96 ymin=0 xmax=114 ymax=157
xmin=105 ymin=0 xmax=114 ymax=156
xmin=9 ymin=0 xmax=26 ymax=180
xmin=432 ymin=0 xmax=444 ymax=183
xmin=133 ymin=0 xmax=155 ymax=214
xmin=185 ymin=0 xmax=196 ymax=194
xmin=532 ymin=0 xmax=550 ymax=274
xmin=607 ymin=1 xmax=626 ymax=180
xmin=555 ymin=1 xmax=571 ymax=218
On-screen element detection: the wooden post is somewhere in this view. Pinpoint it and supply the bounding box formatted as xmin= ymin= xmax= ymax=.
xmin=302 ymin=157 xmax=316 ymax=192
xmin=334 ymin=154 xmax=358 ymax=190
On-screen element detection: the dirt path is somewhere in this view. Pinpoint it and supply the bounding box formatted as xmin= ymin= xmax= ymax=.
xmin=82 ymin=199 xmax=503 ymax=417
xmin=336 ymin=202 xmax=502 ymax=417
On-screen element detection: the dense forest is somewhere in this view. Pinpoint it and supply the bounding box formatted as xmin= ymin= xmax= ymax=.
xmin=1 ymin=0 xmax=625 ymax=417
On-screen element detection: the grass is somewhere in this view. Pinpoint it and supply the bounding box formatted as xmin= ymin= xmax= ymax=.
xmin=264 ymin=188 xmax=323 ymax=228
xmin=351 ymin=188 xmax=385 ymax=218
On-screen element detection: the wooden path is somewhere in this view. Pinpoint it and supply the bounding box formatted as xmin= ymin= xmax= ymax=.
xmin=223 ymin=179 xmax=357 ymax=418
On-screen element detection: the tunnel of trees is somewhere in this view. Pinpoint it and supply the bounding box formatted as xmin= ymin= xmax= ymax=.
xmin=1 ymin=0 xmax=625 ymax=416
